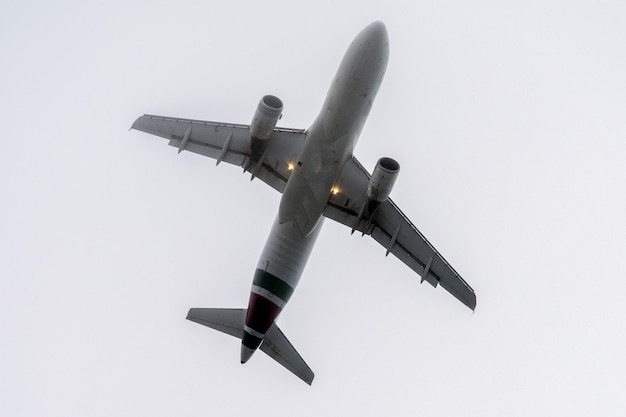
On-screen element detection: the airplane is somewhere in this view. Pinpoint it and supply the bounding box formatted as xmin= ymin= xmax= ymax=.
xmin=131 ymin=21 xmax=476 ymax=385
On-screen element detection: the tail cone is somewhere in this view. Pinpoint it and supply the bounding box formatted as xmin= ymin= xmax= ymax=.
xmin=240 ymin=343 xmax=255 ymax=364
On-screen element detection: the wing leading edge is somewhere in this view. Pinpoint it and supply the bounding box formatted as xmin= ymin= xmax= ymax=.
xmin=324 ymin=157 xmax=476 ymax=311
xmin=131 ymin=115 xmax=306 ymax=193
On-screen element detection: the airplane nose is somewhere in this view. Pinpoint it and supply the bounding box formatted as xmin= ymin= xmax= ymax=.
xmin=359 ymin=21 xmax=389 ymax=56
xmin=367 ymin=21 xmax=388 ymax=39
xmin=240 ymin=343 xmax=255 ymax=364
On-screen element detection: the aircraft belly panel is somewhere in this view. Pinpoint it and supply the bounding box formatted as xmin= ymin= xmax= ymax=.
xmin=256 ymin=215 xmax=323 ymax=290
xmin=243 ymin=215 xmax=323 ymax=338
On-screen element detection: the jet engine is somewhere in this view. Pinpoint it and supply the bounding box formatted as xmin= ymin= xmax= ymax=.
xmin=367 ymin=157 xmax=400 ymax=204
xmin=250 ymin=95 xmax=283 ymax=140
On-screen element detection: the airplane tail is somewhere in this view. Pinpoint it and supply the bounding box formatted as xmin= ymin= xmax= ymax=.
xmin=186 ymin=308 xmax=314 ymax=385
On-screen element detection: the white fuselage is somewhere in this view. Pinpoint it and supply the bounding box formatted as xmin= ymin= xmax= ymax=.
xmin=241 ymin=22 xmax=390 ymax=362
xmin=280 ymin=22 xmax=390 ymax=236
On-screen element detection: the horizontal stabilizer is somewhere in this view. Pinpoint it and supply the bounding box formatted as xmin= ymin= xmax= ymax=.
xmin=186 ymin=308 xmax=246 ymax=338
xmin=260 ymin=323 xmax=315 ymax=385
xmin=186 ymin=308 xmax=314 ymax=385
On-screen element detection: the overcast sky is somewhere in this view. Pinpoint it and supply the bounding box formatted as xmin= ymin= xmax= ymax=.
xmin=2 ymin=1 xmax=625 ymax=416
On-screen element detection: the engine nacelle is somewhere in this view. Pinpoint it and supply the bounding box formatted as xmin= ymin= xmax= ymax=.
xmin=250 ymin=95 xmax=283 ymax=140
xmin=367 ymin=157 xmax=400 ymax=203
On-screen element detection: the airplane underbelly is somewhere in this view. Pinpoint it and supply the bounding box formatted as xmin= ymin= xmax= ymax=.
xmin=278 ymin=124 xmax=352 ymax=236
xmin=278 ymin=178 xmax=329 ymax=237
xmin=244 ymin=215 xmax=323 ymax=338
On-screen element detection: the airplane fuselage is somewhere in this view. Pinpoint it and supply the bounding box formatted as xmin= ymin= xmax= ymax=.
xmin=241 ymin=22 xmax=390 ymax=362
xmin=133 ymin=20 xmax=475 ymax=383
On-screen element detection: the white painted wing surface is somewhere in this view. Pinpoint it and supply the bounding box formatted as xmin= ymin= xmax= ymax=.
xmin=324 ymin=157 xmax=477 ymax=311
xmin=131 ymin=115 xmax=306 ymax=193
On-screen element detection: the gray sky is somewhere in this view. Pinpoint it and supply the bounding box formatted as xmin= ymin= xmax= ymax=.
xmin=2 ymin=1 xmax=626 ymax=416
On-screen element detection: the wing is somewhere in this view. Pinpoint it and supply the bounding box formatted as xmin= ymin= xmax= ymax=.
xmin=324 ymin=157 xmax=476 ymax=311
xmin=131 ymin=115 xmax=306 ymax=193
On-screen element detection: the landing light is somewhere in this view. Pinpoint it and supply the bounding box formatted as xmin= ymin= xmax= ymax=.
xmin=331 ymin=186 xmax=340 ymax=195
xmin=288 ymin=163 xmax=294 ymax=171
